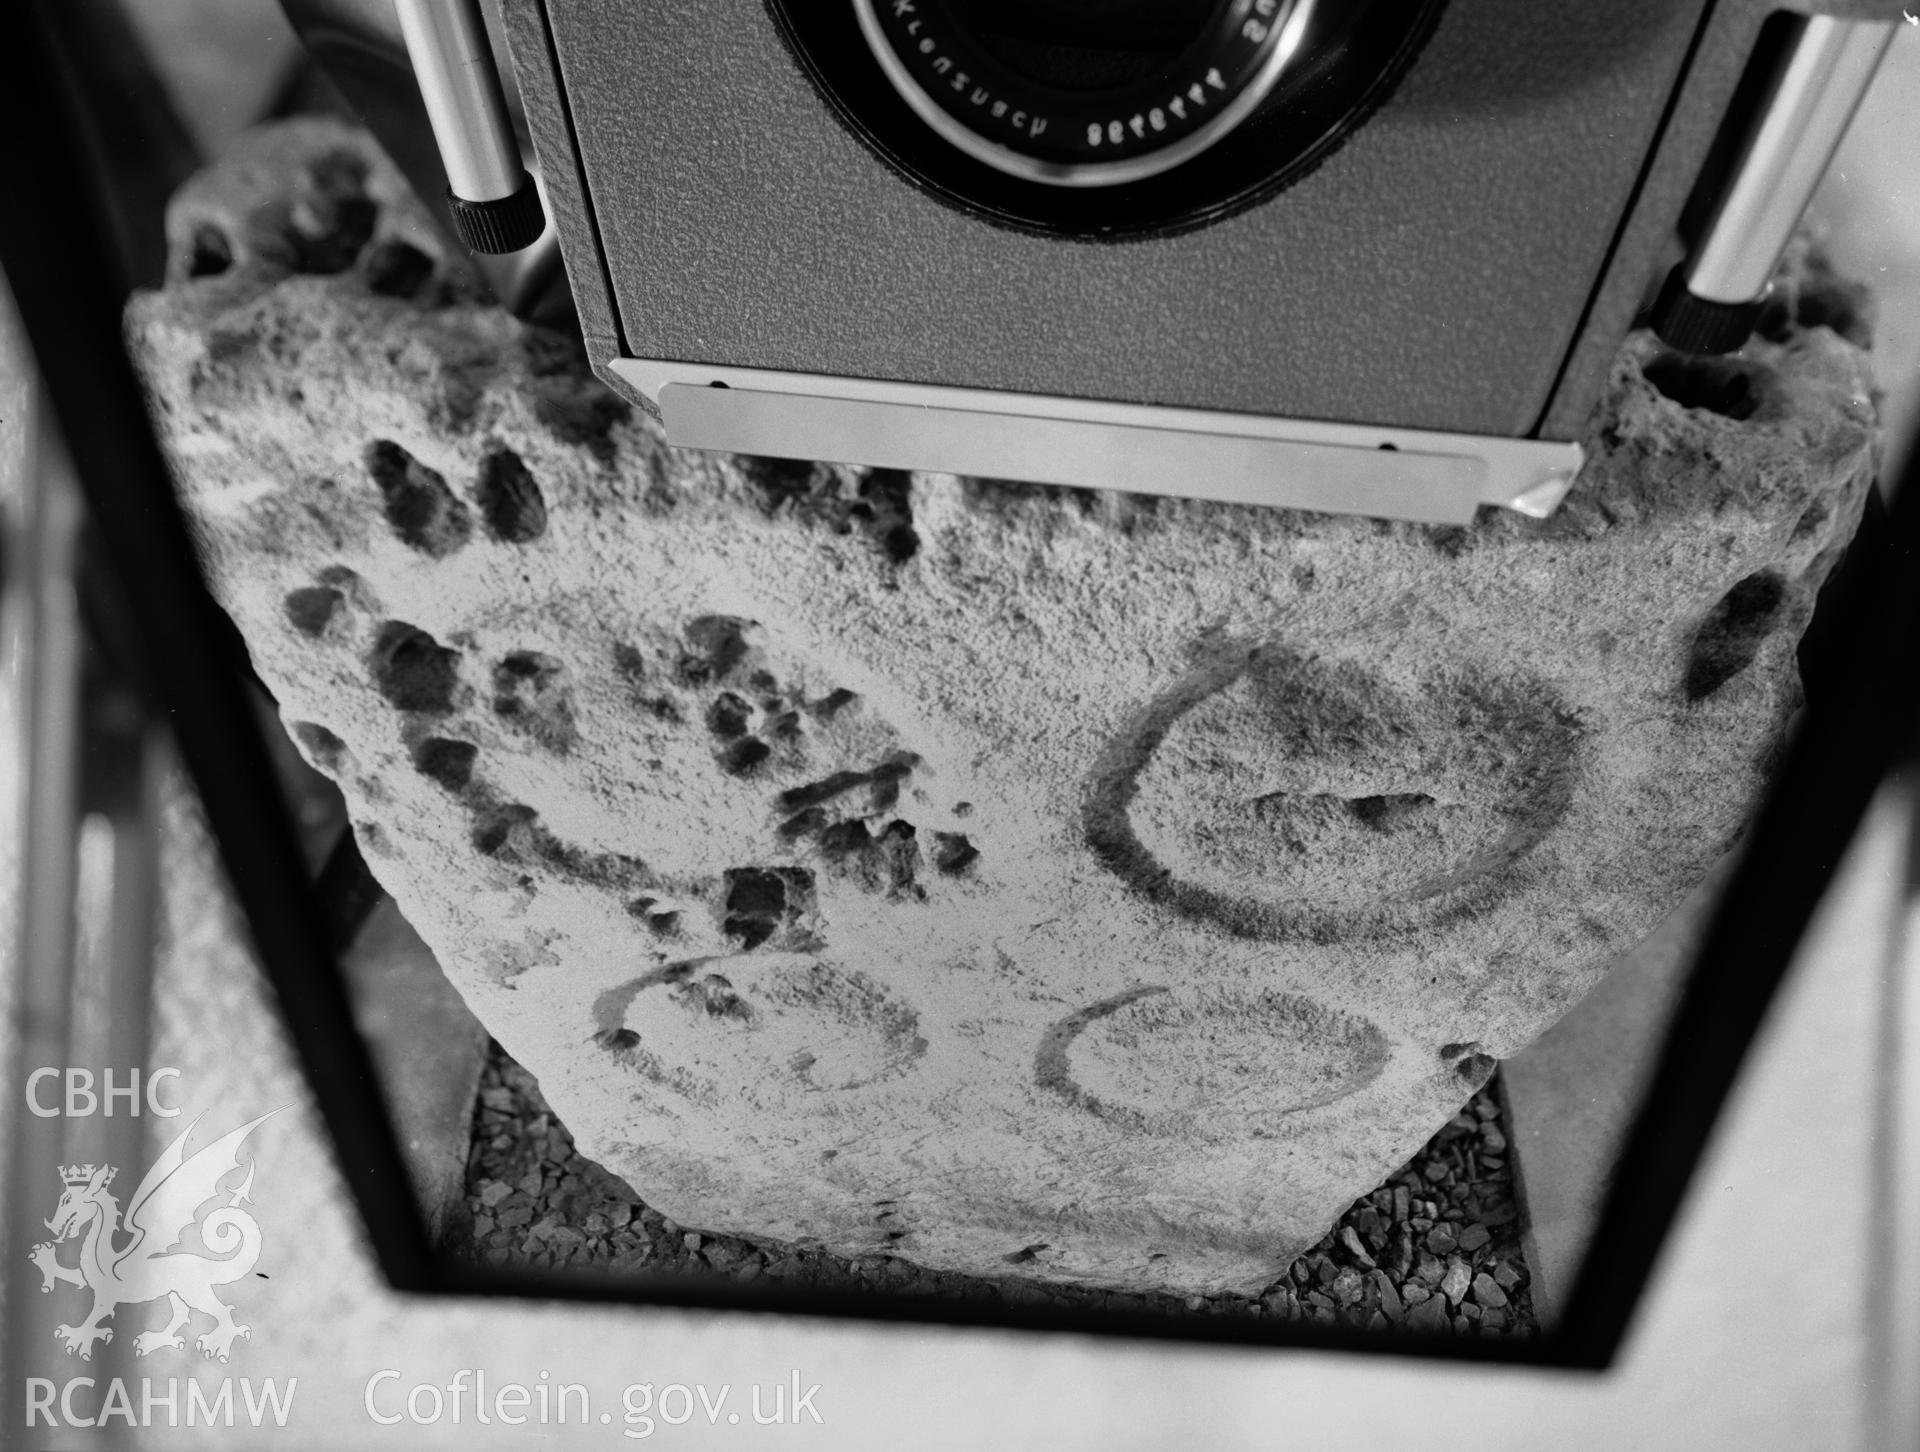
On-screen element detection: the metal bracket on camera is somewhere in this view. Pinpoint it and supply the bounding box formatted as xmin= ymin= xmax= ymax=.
xmin=610 ymin=360 xmax=1584 ymax=526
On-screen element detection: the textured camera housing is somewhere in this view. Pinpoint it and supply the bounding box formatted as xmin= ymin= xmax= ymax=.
xmin=498 ymin=0 xmax=1898 ymax=460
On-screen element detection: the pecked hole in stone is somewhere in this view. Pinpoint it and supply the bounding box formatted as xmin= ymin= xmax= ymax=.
xmin=366 ymin=440 xmax=473 ymax=557
xmin=491 ymin=650 xmax=576 ymax=751
xmin=613 ymin=642 xmax=683 ymax=723
xmin=188 ymin=223 xmax=234 ymax=278
xmin=475 ymin=447 xmax=548 ymax=543
xmin=283 ymin=585 xmax=342 ymax=637
xmin=471 ymin=801 xmax=539 ymax=857
xmin=363 ymin=239 xmax=436 ymax=299
xmin=289 ymin=721 xmax=348 ymax=771
xmin=464 ymin=796 xmax=650 ymax=887
xmin=776 ymin=754 xmax=919 ymax=816
xmin=869 ymin=768 xmax=904 ymax=813
xmin=411 ymin=736 xmax=478 ymax=793
xmin=287 ymin=149 xmax=378 ymax=275
xmin=1454 ymin=1052 xmax=1498 ymax=1086
xmin=722 ymin=867 xmax=816 ymax=950
xmin=931 ymin=831 xmax=979 ymax=875
xmin=876 ymin=821 xmax=921 ymax=895
xmin=1791 ymin=280 xmax=1871 ymax=348
xmin=1641 ymin=353 xmax=1762 ymax=421
xmin=1684 ymin=570 xmax=1787 ymax=701
xmin=778 ymin=806 xmax=828 ymax=842
xmin=817 ymin=819 xmax=871 ymax=856
xmin=1754 ymin=300 xmax=1794 ymax=346
xmin=740 ymin=455 xmax=823 ymax=513
xmin=809 ymin=817 xmax=923 ymax=898
xmin=678 ymin=615 xmax=753 ymax=686
xmin=612 ymin=642 xmax=647 ymax=682
xmin=706 ymin=692 xmax=752 ymax=740
xmin=678 ymin=973 xmax=753 ymax=1021
xmin=735 ymin=458 xmax=919 ymax=563
xmin=780 ymin=771 xmax=869 ymax=816
xmin=494 ymin=649 xmax=560 ymax=690
xmin=595 ymin=1027 xmax=640 ymax=1051
xmin=368 ymin=621 xmax=460 ymax=713
xmin=1346 ymin=792 xmax=1436 ymax=831
xmin=1756 ymin=272 xmax=1872 ymax=349
xmin=625 ymin=897 xmax=681 ymax=937
xmin=722 ymin=737 xmax=772 ymax=775
xmin=811 ymin=687 xmax=859 ymax=721
xmin=857 ymin=467 xmax=920 ymax=564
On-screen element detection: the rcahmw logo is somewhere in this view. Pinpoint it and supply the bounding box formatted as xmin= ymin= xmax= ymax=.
xmin=23 ymin=1105 xmax=297 ymax=1428
xmin=25 ymin=1375 xmax=297 ymax=1431
xmin=28 ymin=1110 xmax=279 ymax=1362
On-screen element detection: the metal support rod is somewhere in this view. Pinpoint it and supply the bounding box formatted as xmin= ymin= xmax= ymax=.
xmin=1686 ymin=15 xmax=1896 ymax=305
xmin=1655 ymin=15 xmax=1896 ymax=354
xmin=393 ymin=0 xmax=521 ymax=202
xmin=392 ymin=0 xmax=546 ymax=252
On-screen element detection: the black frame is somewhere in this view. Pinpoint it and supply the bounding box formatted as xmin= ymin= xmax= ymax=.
xmin=4 ymin=0 xmax=1917 ymax=1372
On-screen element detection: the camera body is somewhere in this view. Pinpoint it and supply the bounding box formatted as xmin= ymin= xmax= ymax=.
xmin=398 ymin=0 xmax=1898 ymax=522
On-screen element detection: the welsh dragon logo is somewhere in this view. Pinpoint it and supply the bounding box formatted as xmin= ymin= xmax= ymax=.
xmin=27 ymin=1111 xmax=277 ymax=1363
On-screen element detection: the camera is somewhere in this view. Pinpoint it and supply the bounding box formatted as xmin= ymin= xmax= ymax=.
xmin=288 ymin=1 xmax=1901 ymax=523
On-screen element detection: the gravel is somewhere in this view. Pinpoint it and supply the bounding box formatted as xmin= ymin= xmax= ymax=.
xmin=446 ymin=1044 xmax=1536 ymax=1337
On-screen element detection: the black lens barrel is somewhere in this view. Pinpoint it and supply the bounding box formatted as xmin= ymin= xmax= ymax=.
xmin=861 ymin=0 xmax=1279 ymax=177
xmin=771 ymin=0 xmax=1448 ymax=239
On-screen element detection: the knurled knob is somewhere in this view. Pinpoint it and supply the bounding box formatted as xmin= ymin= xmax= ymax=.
xmin=1651 ymin=264 xmax=1766 ymax=356
xmin=446 ymin=178 xmax=546 ymax=255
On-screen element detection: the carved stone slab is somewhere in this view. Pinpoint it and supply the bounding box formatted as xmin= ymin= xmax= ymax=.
xmin=127 ymin=120 xmax=1878 ymax=1294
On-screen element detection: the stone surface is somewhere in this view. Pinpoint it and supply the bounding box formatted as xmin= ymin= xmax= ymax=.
xmin=125 ymin=119 xmax=1879 ymax=1296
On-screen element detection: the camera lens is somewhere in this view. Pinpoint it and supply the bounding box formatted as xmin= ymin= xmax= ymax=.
xmin=959 ymin=2 xmax=1215 ymax=74
xmin=955 ymin=2 xmax=1219 ymax=93
xmin=773 ymin=0 xmax=1447 ymax=238
xmin=855 ymin=0 xmax=1303 ymax=186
